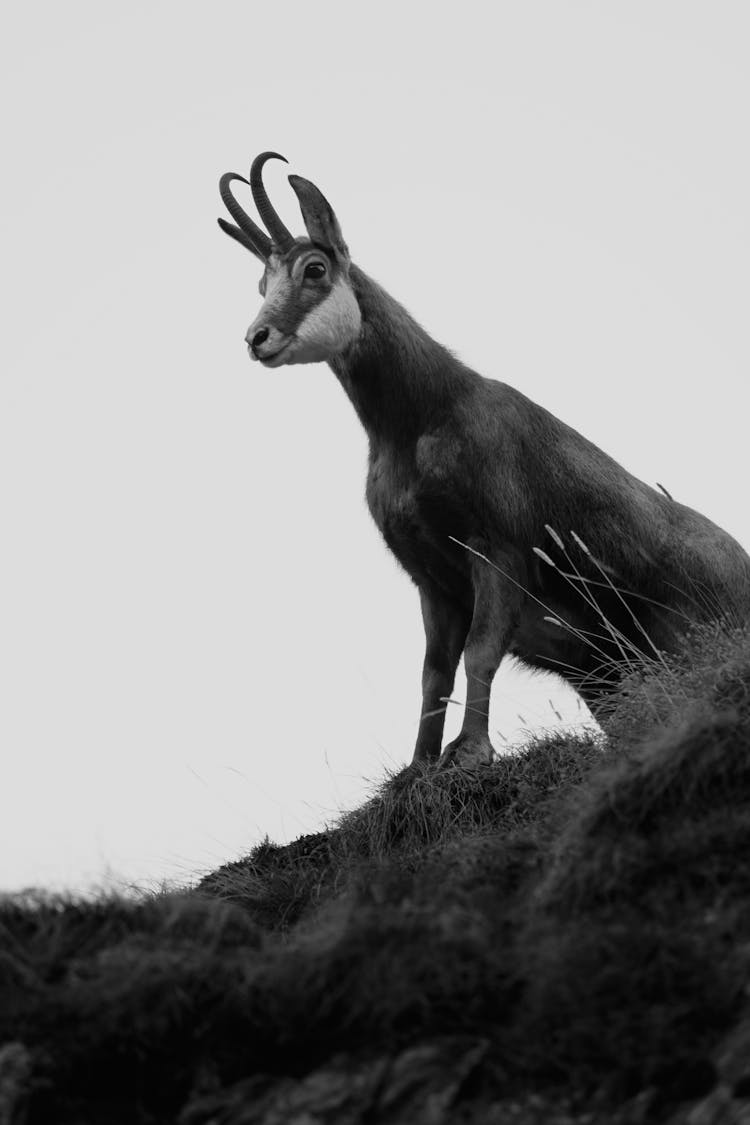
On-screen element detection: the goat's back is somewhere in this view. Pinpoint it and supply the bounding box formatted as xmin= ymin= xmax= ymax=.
xmin=455 ymin=377 xmax=750 ymax=634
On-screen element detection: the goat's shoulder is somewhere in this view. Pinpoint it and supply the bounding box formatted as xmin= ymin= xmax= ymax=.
xmin=441 ymin=375 xmax=564 ymax=458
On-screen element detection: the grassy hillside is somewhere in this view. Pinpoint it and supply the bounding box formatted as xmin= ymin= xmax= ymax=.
xmin=3 ymin=622 xmax=750 ymax=1123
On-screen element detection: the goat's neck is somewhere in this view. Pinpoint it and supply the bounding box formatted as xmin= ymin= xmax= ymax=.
xmin=329 ymin=265 xmax=474 ymax=447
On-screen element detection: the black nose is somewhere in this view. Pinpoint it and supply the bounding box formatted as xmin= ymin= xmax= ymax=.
xmin=252 ymin=327 xmax=269 ymax=350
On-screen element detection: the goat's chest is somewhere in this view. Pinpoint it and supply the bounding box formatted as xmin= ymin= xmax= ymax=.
xmin=365 ymin=448 xmax=468 ymax=591
xmin=366 ymin=459 xmax=421 ymax=545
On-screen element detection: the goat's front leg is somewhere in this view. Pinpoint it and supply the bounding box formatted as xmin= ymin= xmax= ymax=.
xmin=440 ymin=551 xmax=523 ymax=769
xmin=412 ymin=583 xmax=471 ymax=764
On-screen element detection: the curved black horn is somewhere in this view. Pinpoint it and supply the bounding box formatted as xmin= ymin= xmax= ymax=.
xmin=250 ymin=152 xmax=295 ymax=251
xmin=219 ymin=173 xmax=272 ymax=259
xmin=217 ymin=218 xmax=267 ymax=259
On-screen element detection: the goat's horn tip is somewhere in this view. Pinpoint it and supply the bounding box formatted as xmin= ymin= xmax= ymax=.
xmin=256 ymin=150 xmax=288 ymax=165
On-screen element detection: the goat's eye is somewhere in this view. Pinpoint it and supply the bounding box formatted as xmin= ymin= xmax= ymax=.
xmin=304 ymin=261 xmax=326 ymax=280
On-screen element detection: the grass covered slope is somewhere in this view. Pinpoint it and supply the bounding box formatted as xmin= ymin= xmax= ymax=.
xmin=3 ymin=624 xmax=750 ymax=1124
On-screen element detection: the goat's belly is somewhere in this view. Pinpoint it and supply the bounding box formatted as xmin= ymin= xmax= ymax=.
xmin=509 ymin=598 xmax=592 ymax=673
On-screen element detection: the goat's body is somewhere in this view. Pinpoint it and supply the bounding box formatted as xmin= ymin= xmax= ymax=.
xmin=220 ymin=154 xmax=750 ymax=765
xmin=335 ymin=266 xmax=750 ymax=717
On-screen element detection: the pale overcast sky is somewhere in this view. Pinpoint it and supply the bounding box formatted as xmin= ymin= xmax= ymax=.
xmin=2 ymin=2 xmax=749 ymax=892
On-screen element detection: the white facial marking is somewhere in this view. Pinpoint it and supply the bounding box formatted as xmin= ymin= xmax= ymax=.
xmin=260 ymin=263 xmax=290 ymax=316
xmin=245 ymin=259 xmax=293 ymax=360
xmin=288 ymin=277 xmax=362 ymax=364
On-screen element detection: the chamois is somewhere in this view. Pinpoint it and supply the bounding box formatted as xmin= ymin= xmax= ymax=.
xmin=218 ymin=151 xmax=750 ymax=767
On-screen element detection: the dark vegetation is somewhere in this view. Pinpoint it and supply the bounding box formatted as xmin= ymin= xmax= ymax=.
xmin=3 ymin=623 xmax=750 ymax=1123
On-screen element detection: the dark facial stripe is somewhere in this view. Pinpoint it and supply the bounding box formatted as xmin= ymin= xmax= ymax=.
xmin=260 ymin=240 xmax=340 ymax=336
xmin=270 ymin=277 xmax=333 ymax=336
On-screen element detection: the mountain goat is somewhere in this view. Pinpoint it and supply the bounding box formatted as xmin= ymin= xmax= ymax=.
xmin=219 ymin=151 xmax=750 ymax=766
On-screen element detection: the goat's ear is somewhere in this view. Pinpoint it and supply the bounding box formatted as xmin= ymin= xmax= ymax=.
xmin=217 ymin=218 xmax=267 ymax=262
xmin=288 ymin=175 xmax=350 ymax=265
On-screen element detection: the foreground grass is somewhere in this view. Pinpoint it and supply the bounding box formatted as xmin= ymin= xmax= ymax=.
xmin=3 ymin=624 xmax=750 ymax=1123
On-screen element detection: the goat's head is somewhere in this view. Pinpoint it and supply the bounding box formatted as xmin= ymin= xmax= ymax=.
xmin=218 ymin=152 xmax=362 ymax=368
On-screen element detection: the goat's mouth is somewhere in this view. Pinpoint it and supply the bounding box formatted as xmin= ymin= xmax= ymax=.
xmin=257 ymin=341 xmax=293 ymax=367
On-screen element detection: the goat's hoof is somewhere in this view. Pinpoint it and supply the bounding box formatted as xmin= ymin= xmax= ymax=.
xmin=438 ymin=733 xmax=494 ymax=770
